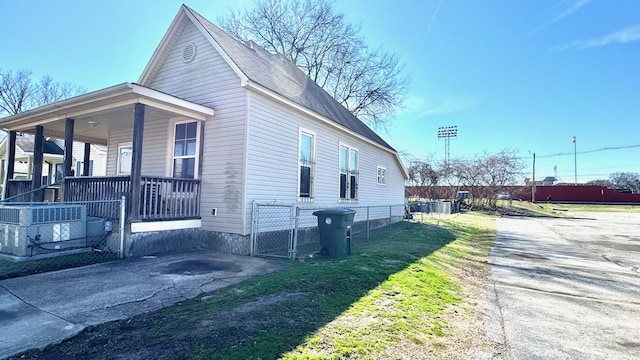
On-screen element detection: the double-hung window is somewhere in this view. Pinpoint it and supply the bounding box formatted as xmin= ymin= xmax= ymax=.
xmin=172 ymin=121 xmax=198 ymax=179
xmin=339 ymin=145 xmax=358 ymax=200
xmin=377 ymin=166 xmax=386 ymax=185
xmin=117 ymin=143 xmax=132 ymax=175
xmin=299 ymin=130 xmax=315 ymax=199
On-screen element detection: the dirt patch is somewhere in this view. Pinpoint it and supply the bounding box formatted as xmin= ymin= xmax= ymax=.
xmin=161 ymin=259 xmax=242 ymax=275
xmin=234 ymin=292 xmax=309 ymax=313
xmin=197 ymin=291 xmax=310 ymax=332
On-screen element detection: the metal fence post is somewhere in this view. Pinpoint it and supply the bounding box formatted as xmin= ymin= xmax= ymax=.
xmin=291 ymin=206 xmax=300 ymax=260
xmin=250 ymin=200 xmax=256 ymax=256
xmin=366 ymin=206 xmax=370 ymax=242
xmin=119 ymin=195 xmax=126 ymax=258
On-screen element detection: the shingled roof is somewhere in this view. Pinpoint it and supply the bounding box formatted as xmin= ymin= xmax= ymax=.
xmin=183 ymin=6 xmax=395 ymax=151
xmin=15 ymin=136 xmax=64 ymax=155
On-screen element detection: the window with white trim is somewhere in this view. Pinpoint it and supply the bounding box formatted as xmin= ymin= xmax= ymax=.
xmin=117 ymin=142 xmax=132 ymax=175
xmin=172 ymin=121 xmax=199 ymax=179
xmin=377 ymin=166 xmax=387 ymax=185
xmin=299 ymin=130 xmax=315 ymax=198
xmin=339 ymin=145 xmax=358 ymax=200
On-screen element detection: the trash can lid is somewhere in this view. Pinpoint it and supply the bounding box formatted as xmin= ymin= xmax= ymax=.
xmin=312 ymin=208 xmax=357 ymax=216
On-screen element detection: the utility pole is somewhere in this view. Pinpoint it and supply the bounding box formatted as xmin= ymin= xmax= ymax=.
xmin=572 ymin=136 xmax=577 ymax=185
xmin=531 ymin=152 xmax=536 ymax=202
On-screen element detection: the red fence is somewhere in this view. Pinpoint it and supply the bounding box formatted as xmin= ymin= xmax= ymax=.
xmin=516 ymin=185 xmax=640 ymax=203
xmin=406 ymin=185 xmax=640 ymax=204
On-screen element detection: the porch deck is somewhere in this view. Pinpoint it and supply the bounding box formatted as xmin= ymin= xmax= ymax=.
xmin=2 ymin=176 xmax=201 ymax=221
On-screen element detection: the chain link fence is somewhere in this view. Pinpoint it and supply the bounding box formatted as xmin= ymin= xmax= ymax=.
xmin=0 ymin=199 xmax=125 ymax=280
xmin=251 ymin=202 xmax=412 ymax=259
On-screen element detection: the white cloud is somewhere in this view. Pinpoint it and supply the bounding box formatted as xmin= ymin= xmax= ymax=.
xmin=526 ymin=0 xmax=592 ymax=38
xmin=400 ymin=93 xmax=479 ymax=119
xmin=551 ymin=0 xmax=592 ymax=22
xmin=555 ymin=24 xmax=640 ymax=50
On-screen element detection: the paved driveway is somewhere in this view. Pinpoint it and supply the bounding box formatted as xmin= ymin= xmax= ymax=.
xmin=488 ymin=212 xmax=640 ymax=359
xmin=0 ymin=252 xmax=286 ymax=359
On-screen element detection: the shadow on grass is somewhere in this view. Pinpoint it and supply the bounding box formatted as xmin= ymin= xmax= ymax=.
xmin=12 ymin=221 xmax=462 ymax=360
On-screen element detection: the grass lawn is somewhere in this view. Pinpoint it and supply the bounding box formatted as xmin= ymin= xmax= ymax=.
xmin=0 ymin=252 xmax=119 ymax=281
xmin=14 ymin=213 xmax=497 ymax=360
xmin=538 ymin=203 xmax=640 ymax=213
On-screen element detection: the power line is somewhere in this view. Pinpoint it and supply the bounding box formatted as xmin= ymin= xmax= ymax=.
xmin=537 ymin=144 xmax=640 ymax=159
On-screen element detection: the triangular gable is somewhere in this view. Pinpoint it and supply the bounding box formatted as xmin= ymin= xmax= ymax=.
xmin=139 ymin=5 xmax=248 ymax=88
xmin=139 ymin=5 xmax=408 ymax=179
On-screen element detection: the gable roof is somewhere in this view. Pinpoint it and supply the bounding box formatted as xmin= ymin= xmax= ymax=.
xmin=140 ymin=5 xmax=395 ymax=153
xmin=16 ymin=136 xmax=64 ymax=155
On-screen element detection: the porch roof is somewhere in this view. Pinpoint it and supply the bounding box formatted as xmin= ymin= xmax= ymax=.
xmin=0 ymin=83 xmax=215 ymax=146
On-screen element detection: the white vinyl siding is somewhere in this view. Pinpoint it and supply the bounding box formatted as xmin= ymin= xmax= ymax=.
xmin=244 ymin=91 xmax=405 ymax=234
xmin=146 ymin=20 xmax=246 ymax=235
xmin=70 ymin=142 xmax=107 ymax=177
xmin=106 ymin=117 xmax=171 ymax=177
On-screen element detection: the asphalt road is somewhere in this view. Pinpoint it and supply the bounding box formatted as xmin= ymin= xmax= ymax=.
xmin=488 ymin=212 xmax=640 ymax=360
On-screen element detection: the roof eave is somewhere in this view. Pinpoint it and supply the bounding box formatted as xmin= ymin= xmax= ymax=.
xmin=0 ymin=83 xmax=214 ymax=132
xmin=0 ymin=83 xmax=133 ymax=127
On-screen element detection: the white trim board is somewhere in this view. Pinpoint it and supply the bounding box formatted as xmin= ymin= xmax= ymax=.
xmin=131 ymin=219 xmax=202 ymax=233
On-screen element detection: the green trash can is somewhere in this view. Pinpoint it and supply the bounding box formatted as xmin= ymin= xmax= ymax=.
xmin=312 ymin=208 xmax=356 ymax=257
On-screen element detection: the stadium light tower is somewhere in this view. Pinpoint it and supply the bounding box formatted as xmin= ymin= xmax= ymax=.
xmin=438 ymin=126 xmax=458 ymax=166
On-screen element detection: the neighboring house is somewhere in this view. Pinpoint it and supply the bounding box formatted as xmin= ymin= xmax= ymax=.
xmin=0 ymin=134 xmax=64 ymax=183
xmin=0 ymin=135 xmax=107 ymax=200
xmin=541 ymin=176 xmax=557 ymax=186
xmin=0 ymin=5 xmax=407 ymax=255
xmin=67 ymin=141 xmax=107 ymax=177
xmin=525 ymin=176 xmax=558 ymax=186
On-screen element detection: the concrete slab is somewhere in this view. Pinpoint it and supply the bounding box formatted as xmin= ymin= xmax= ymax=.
xmin=488 ymin=213 xmax=640 ymax=359
xmin=0 ymin=287 xmax=84 ymax=358
xmin=0 ymin=251 xmax=287 ymax=359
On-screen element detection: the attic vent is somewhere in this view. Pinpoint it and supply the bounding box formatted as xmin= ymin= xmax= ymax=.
xmin=182 ymin=43 xmax=197 ymax=63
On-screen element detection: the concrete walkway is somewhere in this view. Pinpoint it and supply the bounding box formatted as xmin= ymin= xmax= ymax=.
xmin=0 ymin=252 xmax=286 ymax=359
xmin=487 ymin=212 xmax=640 ymax=359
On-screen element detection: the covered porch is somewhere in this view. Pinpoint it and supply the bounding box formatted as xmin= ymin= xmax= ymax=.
xmin=0 ymin=83 xmax=214 ymax=225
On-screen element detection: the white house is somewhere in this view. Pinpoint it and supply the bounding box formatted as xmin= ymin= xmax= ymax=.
xmin=0 ymin=5 xmax=407 ymax=256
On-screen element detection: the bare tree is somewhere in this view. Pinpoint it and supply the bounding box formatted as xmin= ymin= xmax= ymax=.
xmin=219 ymin=0 xmax=408 ymax=129
xmin=609 ymin=172 xmax=640 ymax=194
xmin=0 ymin=69 xmax=85 ymax=116
xmin=449 ymin=150 xmax=524 ymax=209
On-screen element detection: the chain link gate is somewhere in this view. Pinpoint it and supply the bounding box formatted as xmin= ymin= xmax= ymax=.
xmin=250 ymin=202 xmax=297 ymax=258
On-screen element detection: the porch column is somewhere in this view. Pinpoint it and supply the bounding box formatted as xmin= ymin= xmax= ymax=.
xmin=83 ymin=143 xmax=91 ymax=176
xmin=129 ymin=103 xmax=145 ymax=220
xmin=64 ymin=118 xmax=74 ymax=177
xmin=27 ymin=157 xmax=32 ymax=179
xmin=45 ymin=161 xmax=52 ymax=184
xmin=2 ymin=131 xmax=16 ymax=200
xmin=31 ymin=125 xmax=44 ymax=202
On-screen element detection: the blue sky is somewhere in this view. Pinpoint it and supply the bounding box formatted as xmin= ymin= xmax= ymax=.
xmin=1 ymin=0 xmax=639 ymax=183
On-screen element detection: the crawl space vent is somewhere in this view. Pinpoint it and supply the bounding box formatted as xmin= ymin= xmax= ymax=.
xmin=182 ymin=43 xmax=197 ymax=63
